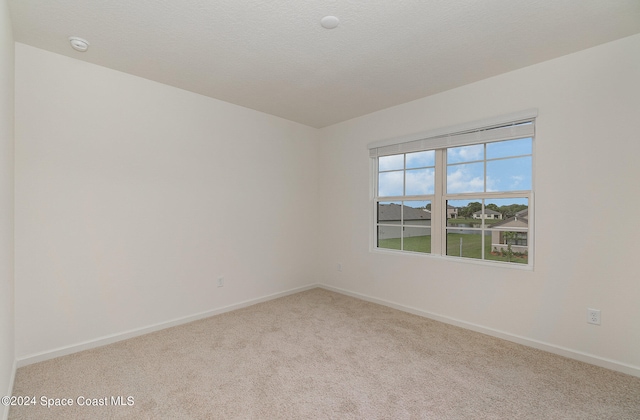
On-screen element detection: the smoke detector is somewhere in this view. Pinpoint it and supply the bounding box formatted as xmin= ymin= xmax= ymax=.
xmin=69 ymin=37 xmax=90 ymax=52
xmin=320 ymin=16 xmax=339 ymax=29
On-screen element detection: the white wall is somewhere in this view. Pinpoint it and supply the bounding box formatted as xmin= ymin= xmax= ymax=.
xmin=14 ymin=44 xmax=320 ymax=359
xmin=0 ymin=0 xmax=14 ymax=418
xmin=319 ymin=34 xmax=640 ymax=374
xmin=11 ymin=27 xmax=640 ymax=379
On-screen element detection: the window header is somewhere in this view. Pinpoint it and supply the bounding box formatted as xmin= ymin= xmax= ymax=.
xmin=368 ymin=109 xmax=537 ymax=158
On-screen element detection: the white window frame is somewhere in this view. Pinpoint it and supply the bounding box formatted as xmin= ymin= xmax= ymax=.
xmin=369 ymin=110 xmax=536 ymax=269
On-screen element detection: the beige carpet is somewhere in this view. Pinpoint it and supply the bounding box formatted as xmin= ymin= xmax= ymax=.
xmin=9 ymin=288 xmax=640 ymax=419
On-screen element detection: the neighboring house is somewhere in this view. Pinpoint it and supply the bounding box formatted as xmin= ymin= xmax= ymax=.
xmin=378 ymin=203 xmax=431 ymax=239
xmin=491 ymin=209 xmax=528 ymax=253
xmin=447 ymin=205 xmax=458 ymax=219
xmin=472 ymin=208 xmax=503 ymax=220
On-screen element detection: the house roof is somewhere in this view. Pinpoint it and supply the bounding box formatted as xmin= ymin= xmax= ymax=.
xmin=492 ymin=209 xmax=529 ymax=228
xmin=378 ymin=204 xmax=431 ymax=222
xmin=473 ymin=209 xmax=501 ymax=215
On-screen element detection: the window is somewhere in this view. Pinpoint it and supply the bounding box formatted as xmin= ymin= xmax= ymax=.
xmin=376 ymin=151 xmax=434 ymax=253
xmin=370 ymin=110 xmax=535 ymax=267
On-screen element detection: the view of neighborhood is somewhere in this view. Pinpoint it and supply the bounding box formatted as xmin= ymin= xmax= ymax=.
xmin=377 ymin=201 xmax=529 ymax=263
xmin=376 ymin=137 xmax=532 ymax=264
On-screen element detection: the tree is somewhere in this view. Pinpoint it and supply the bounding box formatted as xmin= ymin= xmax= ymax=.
xmin=503 ymin=231 xmax=516 ymax=262
xmin=459 ymin=202 xmax=482 ymax=218
xmin=499 ymin=204 xmax=528 ymax=219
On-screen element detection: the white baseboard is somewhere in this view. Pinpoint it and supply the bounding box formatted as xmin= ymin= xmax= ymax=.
xmin=15 ymin=282 xmax=639 ymax=379
xmin=2 ymin=359 xmax=17 ymax=420
xmin=16 ymin=284 xmax=319 ymax=368
xmin=320 ymin=284 xmax=640 ymax=378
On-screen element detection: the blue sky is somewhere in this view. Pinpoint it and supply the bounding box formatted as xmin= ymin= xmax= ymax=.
xmin=378 ymin=150 xmax=435 ymax=196
xmin=378 ymin=138 xmax=532 ymax=198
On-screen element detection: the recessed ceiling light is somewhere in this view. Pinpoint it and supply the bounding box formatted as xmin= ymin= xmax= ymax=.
xmin=320 ymin=16 xmax=339 ymax=29
xmin=69 ymin=37 xmax=90 ymax=52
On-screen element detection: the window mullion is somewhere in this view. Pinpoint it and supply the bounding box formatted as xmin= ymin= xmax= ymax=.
xmin=481 ymin=201 xmax=486 ymax=260
xmin=432 ymin=149 xmax=445 ymax=255
xmin=400 ymin=200 xmax=404 ymax=251
xmin=483 ymin=144 xmax=487 ymax=193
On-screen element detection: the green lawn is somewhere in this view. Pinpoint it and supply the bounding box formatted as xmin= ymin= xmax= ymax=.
xmin=446 ymin=218 xmax=502 ymax=226
xmin=446 ymin=233 xmax=483 ymax=259
xmin=378 ymin=235 xmax=431 ymax=253
xmin=378 ymin=233 xmax=527 ymax=264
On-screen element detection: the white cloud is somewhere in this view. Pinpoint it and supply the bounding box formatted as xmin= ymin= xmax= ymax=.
xmin=486 ymin=175 xmax=497 ymax=192
xmin=406 ymin=169 xmax=434 ymax=195
xmin=510 ymin=175 xmax=524 ymax=189
xmin=448 ymin=145 xmax=483 ymax=163
xmin=379 ymin=154 xmax=404 ymax=171
xmin=447 ymin=167 xmax=484 ymax=193
xmin=378 ymin=171 xmax=403 ymax=197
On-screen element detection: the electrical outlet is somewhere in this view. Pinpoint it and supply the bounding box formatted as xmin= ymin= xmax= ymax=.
xmin=587 ymin=308 xmax=601 ymax=325
xmin=337 ymin=263 xmax=342 ymax=272
xmin=217 ymin=277 xmax=224 ymax=287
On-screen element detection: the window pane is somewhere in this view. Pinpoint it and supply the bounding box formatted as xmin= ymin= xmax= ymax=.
xmin=446 ymin=229 xmax=485 ymax=260
xmin=403 ymin=227 xmax=431 ymax=253
xmin=485 ymin=198 xmax=528 ymax=264
xmin=447 ymin=162 xmax=484 ymax=193
xmin=377 ymin=226 xmax=401 ymax=250
xmin=406 ymin=150 xmax=435 ymax=169
xmin=405 ymin=168 xmax=434 ymax=195
xmin=484 ymin=198 xmax=528 ymax=220
xmin=379 ymin=154 xmax=404 ymax=171
xmin=486 ymin=230 xmax=528 ymax=264
xmin=486 ymin=137 xmax=532 ymax=160
xmin=377 ymin=202 xmax=401 ymax=224
xmin=446 ymin=199 xmax=481 ymax=225
xmin=477 ymin=207 xmax=504 ymax=224
xmin=447 ymin=144 xmax=483 ymax=164
xmin=403 ymin=201 xmax=431 ymax=226
xmin=445 ymin=203 xmax=461 ymax=222
xmin=486 ymin=156 xmax=531 ymax=192
xmin=378 ymin=171 xmax=403 ymax=197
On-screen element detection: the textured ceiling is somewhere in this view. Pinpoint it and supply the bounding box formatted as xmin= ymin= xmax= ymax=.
xmin=8 ymin=1 xmax=640 ymax=128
